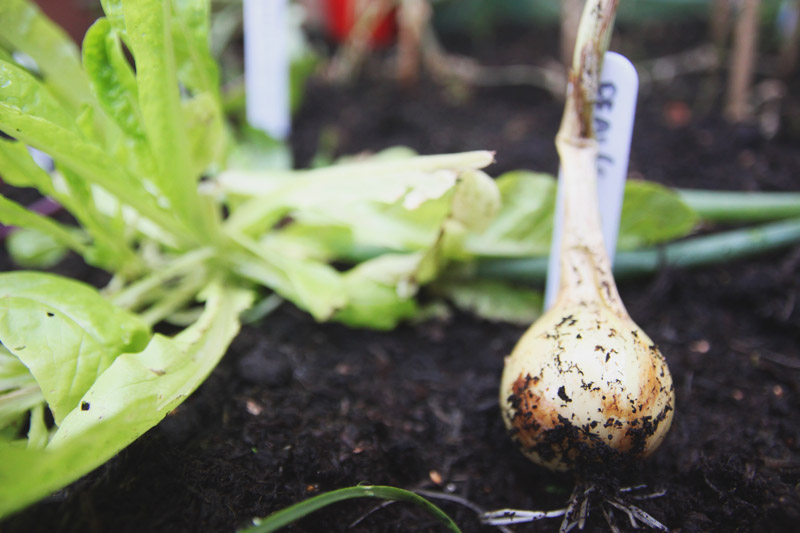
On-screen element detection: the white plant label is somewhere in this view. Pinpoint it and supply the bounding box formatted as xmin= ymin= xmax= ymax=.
xmin=544 ymin=51 xmax=639 ymax=309
xmin=243 ymin=0 xmax=291 ymax=140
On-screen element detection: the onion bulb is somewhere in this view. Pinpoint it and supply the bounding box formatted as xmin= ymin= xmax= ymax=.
xmin=499 ymin=1 xmax=675 ymax=472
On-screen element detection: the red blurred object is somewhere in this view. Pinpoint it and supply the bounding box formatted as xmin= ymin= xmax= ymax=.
xmin=34 ymin=0 xmax=97 ymax=44
xmin=324 ymin=0 xmax=397 ymax=47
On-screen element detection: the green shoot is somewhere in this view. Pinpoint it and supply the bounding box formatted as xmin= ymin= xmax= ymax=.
xmin=240 ymin=485 xmax=462 ymax=533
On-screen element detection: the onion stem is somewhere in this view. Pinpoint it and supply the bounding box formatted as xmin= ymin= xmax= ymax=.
xmin=678 ymin=189 xmax=800 ymax=222
xmin=475 ymin=217 xmax=800 ymax=282
xmin=553 ymin=0 xmax=623 ymax=314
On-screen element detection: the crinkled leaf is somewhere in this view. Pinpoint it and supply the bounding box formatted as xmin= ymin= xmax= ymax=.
xmin=221 ymin=151 xmax=494 ymax=235
xmin=225 ymin=169 xmax=457 ymax=236
xmin=82 ymin=18 xmax=144 ymax=139
xmin=0 ymin=272 xmax=151 ymax=424
xmin=618 ymin=179 xmax=699 ymax=250
xmin=325 ymin=198 xmax=454 ymax=252
xmin=121 ymin=0 xmax=201 ymax=230
xmin=0 ymin=62 xmax=182 ymax=239
xmin=0 ymin=282 xmax=252 ymax=519
xmin=99 ymin=0 xmax=126 ymax=38
xmin=433 ymin=279 xmax=543 ymax=325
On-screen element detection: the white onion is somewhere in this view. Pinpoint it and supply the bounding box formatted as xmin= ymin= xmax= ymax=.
xmin=498 ymin=1 xmax=675 ymax=471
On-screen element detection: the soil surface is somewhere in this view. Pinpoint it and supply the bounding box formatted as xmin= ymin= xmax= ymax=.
xmin=4 ymin=19 xmax=800 ymax=533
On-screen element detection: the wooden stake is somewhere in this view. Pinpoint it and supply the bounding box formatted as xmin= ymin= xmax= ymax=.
xmin=725 ymin=0 xmax=761 ymax=123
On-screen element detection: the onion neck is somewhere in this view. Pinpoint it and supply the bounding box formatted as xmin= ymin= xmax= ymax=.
xmin=554 ymin=133 xmax=629 ymax=320
xmin=551 ymin=0 xmax=626 ymax=319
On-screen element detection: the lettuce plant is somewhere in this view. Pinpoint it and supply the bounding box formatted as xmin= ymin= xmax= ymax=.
xmin=0 ymin=0 xmax=505 ymax=516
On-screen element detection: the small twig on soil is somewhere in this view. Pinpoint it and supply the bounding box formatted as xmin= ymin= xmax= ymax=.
xmin=396 ymin=0 xmax=429 ymax=85
xmin=422 ymin=46 xmax=566 ymax=96
xmin=481 ymin=506 xmax=568 ymax=526
xmin=601 ymin=505 xmax=622 ymax=533
xmin=414 ymin=489 xmax=514 ymax=533
xmin=621 ymin=484 xmax=668 ymax=500
xmin=348 ymin=500 xmax=395 ymax=528
xmin=606 ymin=498 xmax=669 ymax=531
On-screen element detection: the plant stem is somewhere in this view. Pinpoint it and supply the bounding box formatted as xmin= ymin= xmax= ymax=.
xmin=138 ymin=273 xmax=208 ymax=327
xmin=109 ymin=247 xmax=215 ymax=310
xmin=678 ymin=189 xmax=800 ymax=222
xmin=475 ymin=217 xmax=800 ymax=282
xmin=553 ymin=0 xmax=622 ymax=312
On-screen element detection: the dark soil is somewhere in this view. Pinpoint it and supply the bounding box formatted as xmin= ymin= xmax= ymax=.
xmin=4 ymin=19 xmax=800 ymax=533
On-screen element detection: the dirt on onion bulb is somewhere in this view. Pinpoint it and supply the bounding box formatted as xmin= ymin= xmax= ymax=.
xmin=499 ymin=5 xmax=675 ymax=469
xmin=499 ymin=291 xmax=675 ymax=472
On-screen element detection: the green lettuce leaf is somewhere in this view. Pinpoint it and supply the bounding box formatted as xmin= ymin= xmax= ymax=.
xmin=82 ymin=18 xmax=145 ymax=140
xmin=0 ymin=272 xmax=151 ymax=424
xmin=334 ymin=253 xmax=423 ymax=329
xmin=618 ymin=179 xmax=699 ymax=250
xmin=465 ymin=171 xmax=698 ymax=257
xmin=0 ymin=280 xmax=252 ymax=519
xmin=464 ymin=170 xmax=556 ymax=257
xmin=432 ymin=279 xmax=543 ymax=325
xmin=121 ymin=0 xmax=201 ymax=230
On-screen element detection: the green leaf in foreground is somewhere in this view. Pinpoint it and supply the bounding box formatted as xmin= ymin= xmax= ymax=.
xmin=0 ymin=272 xmax=150 ymax=424
xmin=0 ymin=281 xmax=253 ymax=519
xmin=241 ymin=485 xmax=461 ymax=533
